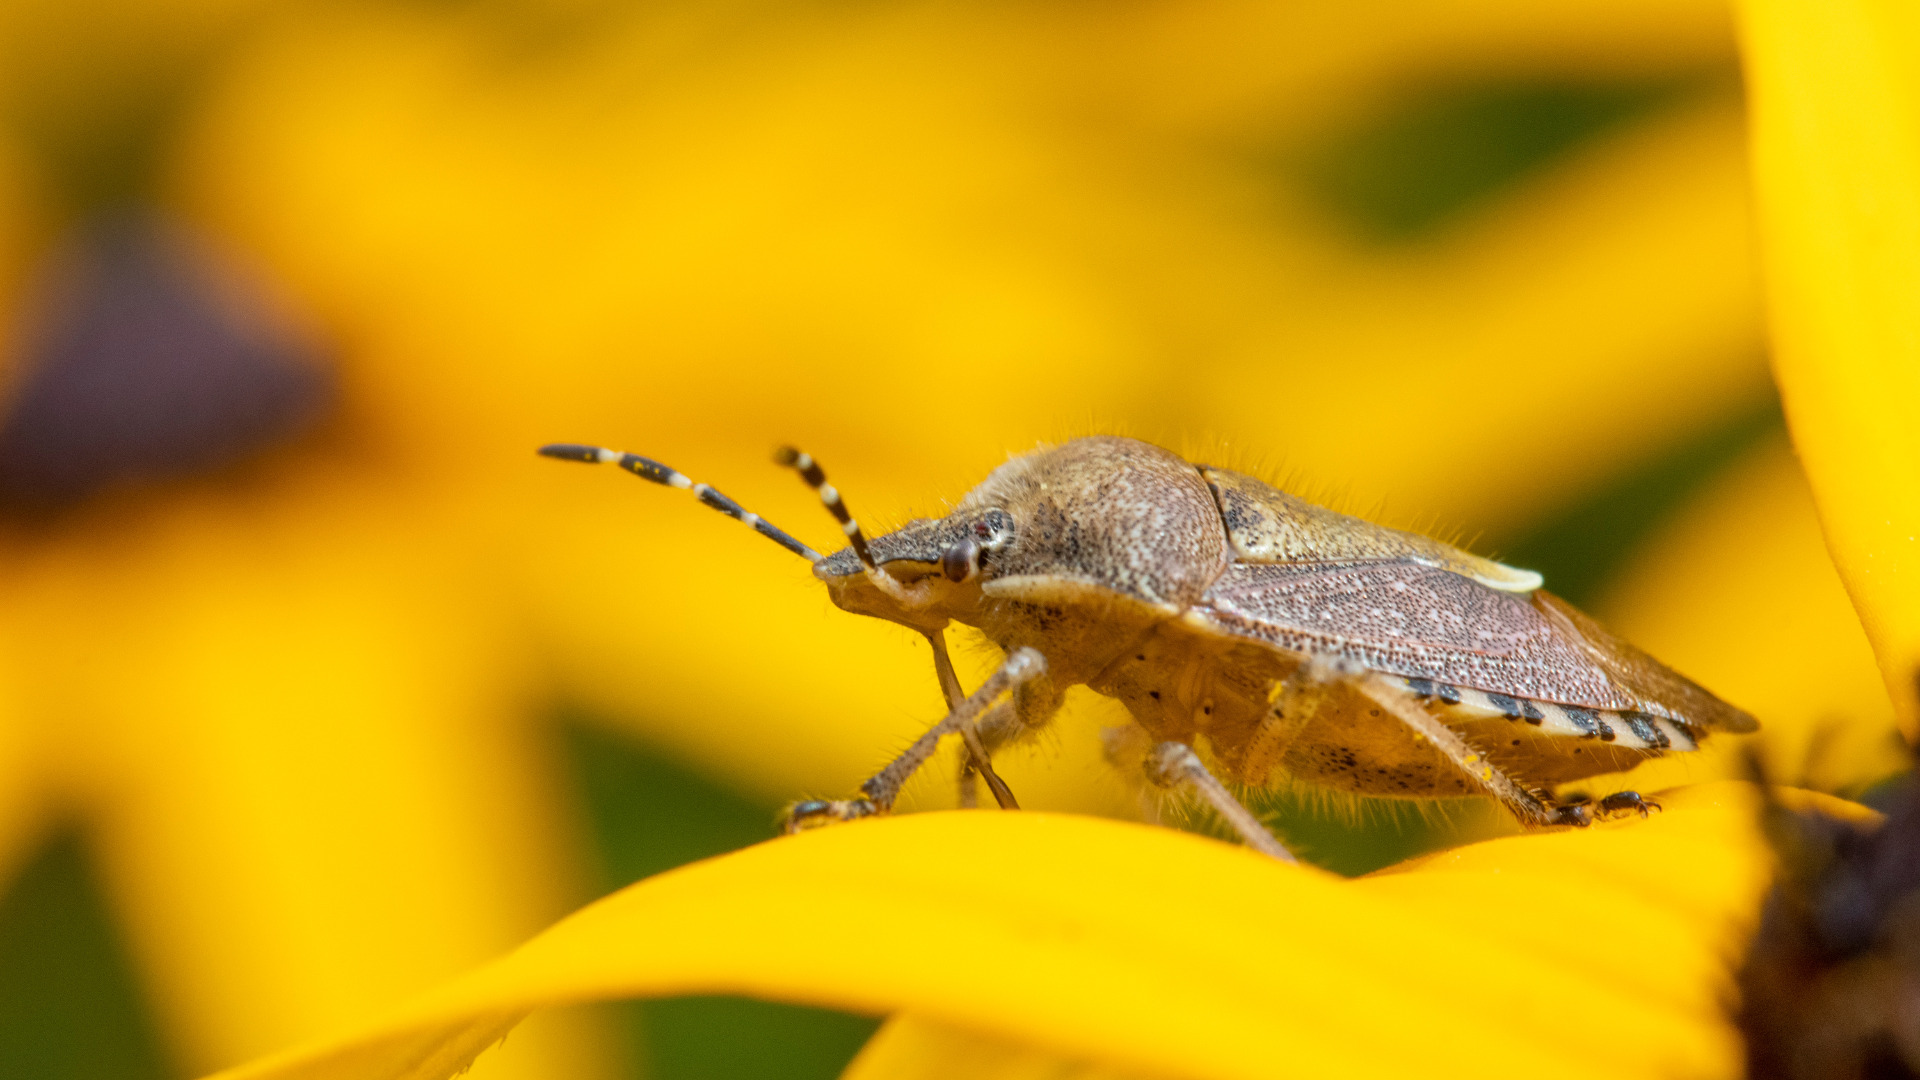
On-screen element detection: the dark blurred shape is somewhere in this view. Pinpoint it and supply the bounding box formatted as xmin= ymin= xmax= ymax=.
xmin=564 ymin=720 xmax=881 ymax=1080
xmin=1741 ymin=770 xmax=1920 ymax=1079
xmin=0 ymin=826 xmax=177 ymax=1080
xmin=1297 ymin=76 xmax=1705 ymax=242
xmin=1499 ymin=394 xmax=1784 ymax=607
xmin=0 ymin=214 xmax=332 ymax=509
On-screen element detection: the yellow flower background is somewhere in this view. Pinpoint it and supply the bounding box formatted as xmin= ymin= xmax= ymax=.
xmin=0 ymin=0 xmax=1908 ymax=1078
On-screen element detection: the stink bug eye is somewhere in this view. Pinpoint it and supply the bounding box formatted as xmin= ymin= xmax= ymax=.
xmin=941 ymin=538 xmax=978 ymax=583
xmin=543 ymin=434 xmax=1757 ymax=860
xmin=938 ymin=510 xmax=1016 ymax=583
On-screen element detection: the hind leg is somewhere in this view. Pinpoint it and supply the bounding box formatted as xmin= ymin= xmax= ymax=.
xmin=1556 ymin=790 xmax=1663 ymax=824
xmin=1347 ymin=671 xmax=1600 ymax=828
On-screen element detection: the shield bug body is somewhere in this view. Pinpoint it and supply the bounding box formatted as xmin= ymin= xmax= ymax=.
xmin=541 ymin=435 xmax=1756 ymax=859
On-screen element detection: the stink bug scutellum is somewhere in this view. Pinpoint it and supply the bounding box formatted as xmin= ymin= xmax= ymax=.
xmin=539 ymin=435 xmax=1757 ymax=860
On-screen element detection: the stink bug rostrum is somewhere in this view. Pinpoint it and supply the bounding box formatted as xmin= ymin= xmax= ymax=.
xmin=540 ymin=435 xmax=1757 ymax=859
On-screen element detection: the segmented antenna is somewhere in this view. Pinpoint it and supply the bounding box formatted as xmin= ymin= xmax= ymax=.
xmin=774 ymin=447 xmax=876 ymax=570
xmin=538 ymin=443 xmax=823 ymax=562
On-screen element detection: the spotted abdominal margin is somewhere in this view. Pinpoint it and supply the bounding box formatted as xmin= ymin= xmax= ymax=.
xmin=1395 ymin=676 xmax=1697 ymax=752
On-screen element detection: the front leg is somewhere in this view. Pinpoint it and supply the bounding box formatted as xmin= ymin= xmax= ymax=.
xmin=785 ymin=647 xmax=1046 ymax=832
xmin=926 ymin=629 xmax=1019 ymax=810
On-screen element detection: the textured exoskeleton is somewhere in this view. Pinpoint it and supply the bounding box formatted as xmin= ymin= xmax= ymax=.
xmin=542 ymin=434 xmax=1757 ymax=855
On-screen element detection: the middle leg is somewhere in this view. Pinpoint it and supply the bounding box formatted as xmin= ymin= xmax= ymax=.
xmin=925 ymin=629 xmax=1019 ymax=810
xmin=1144 ymin=741 xmax=1297 ymax=862
xmin=1350 ymin=671 xmax=1592 ymax=827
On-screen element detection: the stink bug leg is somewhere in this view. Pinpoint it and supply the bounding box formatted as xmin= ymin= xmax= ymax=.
xmin=1549 ymin=794 xmax=1594 ymax=828
xmin=1597 ymin=790 xmax=1661 ymax=819
xmin=774 ymin=446 xmax=1025 ymax=809
xmin=1145 ymin=742 xmax=1297 ymax=862
xmin=925 ymin=626 xmax=1017 ymax=809
xmin=782 ymin=648 xmax=1047 ymax=834
xmin=1345 ymin=669 xmax=1564 ymax=827
xmin=1245 ymin=655 xmax=1367 ymax=785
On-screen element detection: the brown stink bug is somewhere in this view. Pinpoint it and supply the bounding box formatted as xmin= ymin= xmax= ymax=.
xmin=539 ymin=435 xmax=1757 ymax=860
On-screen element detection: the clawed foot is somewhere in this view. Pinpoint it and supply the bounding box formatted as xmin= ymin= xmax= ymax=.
xmin=1548 ymin=799 xmax=1594 ymax=827
xmin=1549 ymin=790 xmax=1662 ymax=827
xmin=782 ymin=797 xmax=881 ymax=834
xmin=1597 ymin=790 xmax=1661 ymax=819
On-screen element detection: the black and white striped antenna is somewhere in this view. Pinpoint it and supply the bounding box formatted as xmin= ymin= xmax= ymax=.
xmin=774 ymin=446 xmax=877 ymax=571
xmin=537 ymin=443 xmax=823 ymax=562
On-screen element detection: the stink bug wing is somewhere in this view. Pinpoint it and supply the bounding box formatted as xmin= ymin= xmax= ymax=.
xmin=1200 ymin=466 xmax=1542 ymax=592
xmin=1531 ymin=590 xmax=1759 ymax=734
xmin=1196 ymin=464 xmax=1755 ymax=733
xmin=1197 ymin=562 xmax=1630 ymax=708
xmin=1196 ymin=561 xmax=1755 ymax=735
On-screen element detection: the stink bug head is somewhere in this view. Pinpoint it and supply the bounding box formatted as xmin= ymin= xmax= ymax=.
xmin=814 ymin=437 xmax=1234 ymax=664
xmin=811 ymin=510 xmax=1013 ymax=629
xmin=811 ymin=508 xmax=1018 ymax=582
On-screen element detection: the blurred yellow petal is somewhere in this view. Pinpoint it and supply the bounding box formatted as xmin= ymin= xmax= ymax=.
xmin=1594 ymin=434 xmax=1905 ymax=794
xmin=0 ymin=0 xmax=264 ymax=147
xmin=0 ymin=469 xmax=611 ymax=1077
xmin=1193 ymin=90 xmax=1766 ymax=535
xmin=207 ymin=784 xmax=1795 ymax=1080
xmin=1737 ymin=0 xmax=1920 ymax=737
xmin=0 ymin=129 xmax=39 ymax=330
xmin=175 ymin=9 xmax=1768 ymax=526
xmin=883 ymin=0 xmax=1735 ymax=143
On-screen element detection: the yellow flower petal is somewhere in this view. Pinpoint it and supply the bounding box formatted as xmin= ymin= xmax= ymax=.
xmin=1736 ymin=0 xmax=1920 ymax=737
xmin=207 ymin=784 xmax=1791 ymax=1080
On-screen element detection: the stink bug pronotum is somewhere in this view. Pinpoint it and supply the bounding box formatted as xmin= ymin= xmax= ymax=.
xmin=540 ymin=435 xmax=1757 ymax=860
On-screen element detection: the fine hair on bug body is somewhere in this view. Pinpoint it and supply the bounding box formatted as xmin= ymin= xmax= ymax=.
xmin=540 ymin=434 xmax=1759 ymax=861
